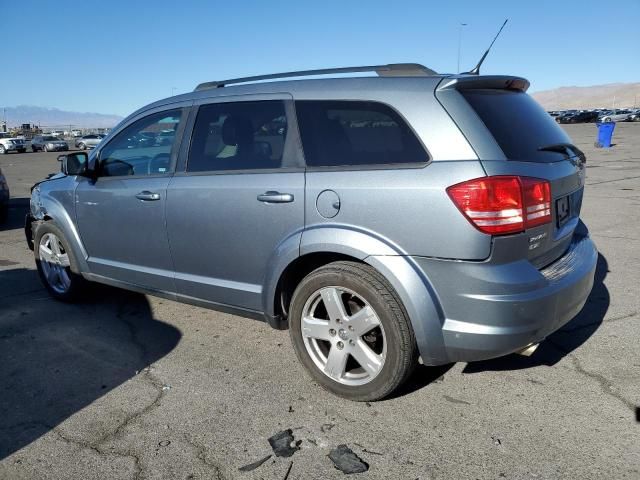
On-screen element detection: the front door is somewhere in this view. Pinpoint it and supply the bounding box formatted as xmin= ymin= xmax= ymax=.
xmin=166 ymin=97 xmax=304 ymax=312
xmin=75 ymin=108 xmax=186 ymax=292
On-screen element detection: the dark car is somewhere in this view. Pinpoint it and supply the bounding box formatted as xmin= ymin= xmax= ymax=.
xmin=31 ymin=135 xmax=69 ymax=152
xmin=556 ymin=111 xmax=598 ymax=124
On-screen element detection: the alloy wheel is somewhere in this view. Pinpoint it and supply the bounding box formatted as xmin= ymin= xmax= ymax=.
xmin=38 ymin=232 xmax=72 ymax=294
xmin=301 ymin=286 xmax=387 ymax=386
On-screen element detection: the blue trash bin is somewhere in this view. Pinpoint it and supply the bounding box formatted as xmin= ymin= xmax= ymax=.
xmin=595 ymin=122 xmax=616 ymax=148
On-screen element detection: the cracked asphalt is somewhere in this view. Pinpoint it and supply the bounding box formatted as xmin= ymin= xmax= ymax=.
xmin=1 ymin=123 xmax=639 ymax=479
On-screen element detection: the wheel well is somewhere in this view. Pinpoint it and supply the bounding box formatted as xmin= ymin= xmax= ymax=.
xmin=274 ymin=252 xmax=363 ymax=324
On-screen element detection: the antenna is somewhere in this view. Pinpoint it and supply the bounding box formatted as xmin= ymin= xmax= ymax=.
xmin=467 ymin=19 xmax=508 ymax=75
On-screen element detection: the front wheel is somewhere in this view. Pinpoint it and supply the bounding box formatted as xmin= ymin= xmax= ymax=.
xmin=289 ymin=261 xmax=418 ymax=401
xmin=79 ymin=143 xmax=86 ymax=150
xmin=34 ymin=222 xmax=86 ymax=301
xmin=43 ymin=145 xmax=49 ymax=152
xmin=0 ymin=145 xmax=6 ymax=154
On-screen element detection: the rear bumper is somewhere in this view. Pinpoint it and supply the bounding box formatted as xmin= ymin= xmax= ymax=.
xmin=412 ymin=223 xmax=597 ymax=363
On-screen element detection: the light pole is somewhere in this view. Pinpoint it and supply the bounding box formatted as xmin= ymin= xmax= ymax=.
xmin=171 ymin=87 xmax=177 ymax=96
xmin=457 ymin=22 xmax=468 ymax=73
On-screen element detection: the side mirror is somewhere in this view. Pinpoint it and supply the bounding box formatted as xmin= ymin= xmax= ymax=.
xmin=57 ymin=152 xmax=89 ymax=176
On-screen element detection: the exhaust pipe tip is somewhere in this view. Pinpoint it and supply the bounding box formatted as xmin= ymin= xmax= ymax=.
xmin=516 ymin=343 xmax=540 ymax=357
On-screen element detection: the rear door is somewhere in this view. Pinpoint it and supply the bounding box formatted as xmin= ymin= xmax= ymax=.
xmin=439 ymin=81 xmax=586 ymax=266
xmin=165 ymin=95 xmax=304 ymax=312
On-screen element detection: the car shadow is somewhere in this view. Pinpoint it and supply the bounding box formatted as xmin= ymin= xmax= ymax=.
xmin=0 ymin=197 xmax=30 ymax=232
xmin=462 ymin=252 xmax=609 ymax=373
xmin=0 ymin=268 xmax=182 ymax=460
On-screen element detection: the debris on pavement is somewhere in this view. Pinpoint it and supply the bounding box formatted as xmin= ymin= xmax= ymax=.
xmin=320 ymin=423 xmax=334 ymax=433
xmin=158 ymin=440 xmax=171 ymax=447
xmin=283 ymin=460 xmax=293 ymax=479
xmin=328 ymin=444 xmax=369 ymax=474
xmin=268 ymin=429 xmax=300 ymax=457
xmin=238 ymin=454 xmax=272 ymax=472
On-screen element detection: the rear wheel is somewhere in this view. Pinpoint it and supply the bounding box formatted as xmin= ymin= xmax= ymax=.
xmin=289 ymin=261 xmax=418 ymax=401
xmin=34 ymin=222 xmax=86 ymax=301
xmin=79 ymin=142 xmax=86 ymax=150
xmin=0 ymin=145 xmax=6 ymax=154
xmin=43 ymin=145 xmax=49 ymax=152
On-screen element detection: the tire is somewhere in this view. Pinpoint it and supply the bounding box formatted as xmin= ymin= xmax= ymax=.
xmin=18 ymin=149 xmax=26 ymax=153
xmin=0 ymin=145 xmax=6 ymax=154
xmin=0 ymin=203 xmax=7 ymax=223
xmin=32 ymin=146 xmax=38 ymax=152
xmin=79 ymin=143 xmax=86 ymax=150
xmin=289 ymin=261 xmax=418 ymax=401
xmin=604 ymin=117 xmax=612 ymax=123
xmin=34 ymin=222 xmax=86 ymax=302
xmin=43 ymin=145 xmax=49 ymax=152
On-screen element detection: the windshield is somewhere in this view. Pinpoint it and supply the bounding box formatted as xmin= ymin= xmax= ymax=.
xmin=461 ymin=89 xmax=574 ymax=162
xmin=43 ymin=136 xmax=58 ymax=141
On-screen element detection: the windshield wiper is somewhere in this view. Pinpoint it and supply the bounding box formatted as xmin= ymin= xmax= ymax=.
xmin=538 ymin=143 xmax=585 ymax=163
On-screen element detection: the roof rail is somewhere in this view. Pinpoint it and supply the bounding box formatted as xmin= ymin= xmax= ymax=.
xmin=194 ymin=63 xmax=437 ymax=91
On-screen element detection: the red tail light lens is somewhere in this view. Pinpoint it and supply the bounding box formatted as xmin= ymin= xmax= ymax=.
xmin=447 ymin=176 xmax=551 ymax=235
xmin=522 ymin=178 xmax=551 ymax=228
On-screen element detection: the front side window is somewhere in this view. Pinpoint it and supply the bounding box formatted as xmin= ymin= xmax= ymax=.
xmin=98 ymin=110 xmax=182 ymax=177
xmin=187 ymin=101 xmax=287 ymax=172
xmin=295 ymin=101 xmax=427 ymax=167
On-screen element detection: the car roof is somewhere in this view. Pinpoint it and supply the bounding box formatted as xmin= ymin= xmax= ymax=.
xmin=124 ymin=72 xmax=528 ymax=126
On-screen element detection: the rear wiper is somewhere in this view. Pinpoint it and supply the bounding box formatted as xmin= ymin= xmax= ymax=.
xmin=537 ymin=143 xmax=574 ymax=153
xmin=538 ymin=143 xmax=585 ymax=163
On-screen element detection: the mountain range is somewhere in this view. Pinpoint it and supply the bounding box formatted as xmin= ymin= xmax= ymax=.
xmin=531 ymin=82 xmax=640 ymax=110
xmin=1 ymin=105 xmax=123 ymax=129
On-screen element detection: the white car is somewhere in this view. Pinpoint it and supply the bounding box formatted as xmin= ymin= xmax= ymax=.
xmin=599 ymin=110 xmax=633 ymax=122
xmin=0 ymin=137 xmax=27 ymax=154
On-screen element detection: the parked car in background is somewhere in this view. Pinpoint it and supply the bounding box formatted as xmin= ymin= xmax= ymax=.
xmin=599 ymin=109 xmax=632 ymax=122
xmin=26 ymin=64 xmax=597 ymax=401
xmin=75 ymin=134 xmax=105 ymax=150
xmin=627 ymin=110 xmax=640 ymax=122
xmin=31 ymin=135 xmax=69 ymax=152
xmin=0 ymin=167 xmax=9 ymax=223
xmin=71 ymin=129 xmax=82 ymax=137
xmin=0 ymin=137 xmax=27 ymax=154
xmin=155 ymin=129 xmax=175 ymax=145
xmin=556 ymin=111 xmax=599 ymax=124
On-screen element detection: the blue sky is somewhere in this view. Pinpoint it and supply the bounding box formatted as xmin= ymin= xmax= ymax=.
xmin=2 ymin=0 xmax=639 ymax=116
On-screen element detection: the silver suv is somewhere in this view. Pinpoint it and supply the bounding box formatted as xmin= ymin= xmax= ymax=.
xmin=26 ymin=64 xmax=597 ymax=401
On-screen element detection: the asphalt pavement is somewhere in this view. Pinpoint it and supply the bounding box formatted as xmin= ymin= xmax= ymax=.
xmin=0 ymin=124 xmax=638 ymax=479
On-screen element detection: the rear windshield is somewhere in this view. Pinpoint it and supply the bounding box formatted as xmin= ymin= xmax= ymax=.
xmin=461 ymin=89 xmax=574 ymax=162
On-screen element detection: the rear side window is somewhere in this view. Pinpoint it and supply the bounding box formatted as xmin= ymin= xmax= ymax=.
xmin=295 ymin=101 xmax=427 ymax=167
xmin=187 ymin=101 xmax=287 ymax=172
xmin=461 ymin=89 xmax=573 ymax=162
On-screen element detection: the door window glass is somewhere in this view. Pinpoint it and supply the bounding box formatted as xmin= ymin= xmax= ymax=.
xmin=98 ymin=110 xmax=182 ymax=177
xmin=187 ymin=101 xmax=287 ymax=172
xmin=295 ymin=100 xmax=427 ymax=167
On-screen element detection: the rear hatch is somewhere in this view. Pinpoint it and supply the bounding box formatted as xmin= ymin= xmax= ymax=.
xmin=437 ymin=76 xmax=586 ymax=268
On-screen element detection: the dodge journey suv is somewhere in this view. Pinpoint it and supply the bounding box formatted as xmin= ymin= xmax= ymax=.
xmin=26 ymin=64 xmax=597 ymax=401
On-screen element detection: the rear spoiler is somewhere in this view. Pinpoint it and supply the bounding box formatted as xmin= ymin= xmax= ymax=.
xmin=437 ymin=75 xmax=530 ymax=92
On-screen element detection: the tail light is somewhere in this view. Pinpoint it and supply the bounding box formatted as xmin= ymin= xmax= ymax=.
xmin=447 ymin=176 xmax=551 ymax=236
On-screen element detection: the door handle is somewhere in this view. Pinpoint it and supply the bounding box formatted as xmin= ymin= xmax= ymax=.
xmin=257 ymin=191 xmax=294 ymax=203
xmin=135 ymin=191 xmax=161 ymax=201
